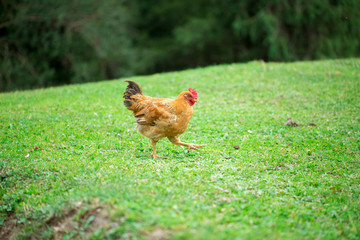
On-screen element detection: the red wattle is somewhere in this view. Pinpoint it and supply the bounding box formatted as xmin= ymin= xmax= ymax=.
xmin=188 ymin=100 xmax=195 ymax=106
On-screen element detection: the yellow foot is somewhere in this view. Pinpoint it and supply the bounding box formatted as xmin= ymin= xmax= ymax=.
xmin=150 ymin=153 xmax=161 ymax=158
xmin=187 ymin=144 xmax=206 ymax=151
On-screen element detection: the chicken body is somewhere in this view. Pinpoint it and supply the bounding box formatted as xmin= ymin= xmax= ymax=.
xmin=123 ymin=81 xmax=205 ymax=158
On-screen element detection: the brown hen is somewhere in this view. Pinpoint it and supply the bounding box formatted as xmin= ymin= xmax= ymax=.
xmin=123 ymin=81 xmax=205 ymax=158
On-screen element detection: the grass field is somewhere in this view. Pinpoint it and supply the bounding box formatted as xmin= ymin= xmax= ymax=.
xmin=1 ymin=59 xmax=360 ymax=239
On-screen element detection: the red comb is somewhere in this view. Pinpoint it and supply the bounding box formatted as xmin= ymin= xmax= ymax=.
xmin=188 ymin=88 xmax=198 ymax=99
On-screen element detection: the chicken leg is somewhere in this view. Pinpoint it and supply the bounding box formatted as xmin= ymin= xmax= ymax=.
xmin=168 ymin=136 xmax=206 ymax=152
xmin=151 ymin=139 xmax=160 ymax=158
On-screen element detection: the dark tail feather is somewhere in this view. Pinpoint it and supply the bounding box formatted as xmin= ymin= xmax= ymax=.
xmin=123 ymin=81 xmax=143 ymax=108
xmin=124 ymin=80 xmax=143 ymax=96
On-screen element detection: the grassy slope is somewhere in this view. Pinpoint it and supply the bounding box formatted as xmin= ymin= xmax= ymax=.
xmin=1 ymin=59 xmax=360 ymax=239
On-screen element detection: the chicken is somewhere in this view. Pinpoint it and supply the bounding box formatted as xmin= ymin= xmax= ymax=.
xmin=123 ymin=80 xmax=205 ymax=158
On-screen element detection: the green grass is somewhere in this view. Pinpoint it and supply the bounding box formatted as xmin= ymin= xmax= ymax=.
xmin=1 ymin=59 xmax=360 ymax=239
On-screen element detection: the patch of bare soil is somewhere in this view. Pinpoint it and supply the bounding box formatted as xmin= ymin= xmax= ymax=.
xmin=50 ymin=208 xmax=79 ymax=240
xmin=82 ymin=206 xmax=114 ymax=238
xmin=0 ymin=201 xmax=116 ymax=240
xmin=49 ymin=201 xmax=112 ymax=240
xmin=0 ymin=213 xmax=19 ymax=240
xmin=147 ymin=228 xmax=168 ymax=240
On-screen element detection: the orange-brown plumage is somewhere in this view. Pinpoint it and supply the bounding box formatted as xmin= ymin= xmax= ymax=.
xmin=123 ymin=80 xmax=205 ymax=158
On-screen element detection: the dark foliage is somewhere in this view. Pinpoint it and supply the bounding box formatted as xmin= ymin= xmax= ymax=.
xmin=1 ymin=0 xmax=359 ymax=91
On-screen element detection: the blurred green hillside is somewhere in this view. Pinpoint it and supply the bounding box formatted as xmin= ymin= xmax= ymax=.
xmin=1 ymin=0 xmax=359 ymax=92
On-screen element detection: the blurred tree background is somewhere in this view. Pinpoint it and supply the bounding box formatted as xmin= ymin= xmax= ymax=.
xmin=1 ymin=0 xmax=359 ymax=92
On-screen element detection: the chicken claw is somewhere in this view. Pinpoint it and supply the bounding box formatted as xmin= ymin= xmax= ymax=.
xmin=167 ymin=136 xmax=206 ymax=153
xmin=187 ymin=144 xmax=206 ymax=151
xmin=151 ymin=153 xmax=161 ymax=158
